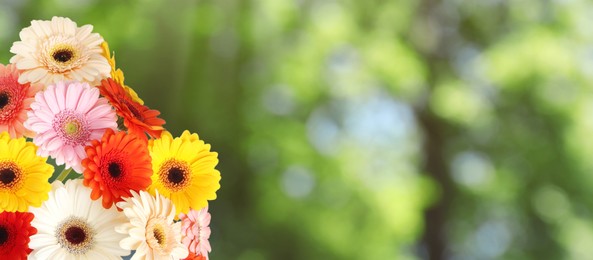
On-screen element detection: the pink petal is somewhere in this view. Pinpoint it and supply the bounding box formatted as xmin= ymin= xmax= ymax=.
xmin=65 ymin=83 xmax=82 ymax=109
xmin=55 ymin=82 xmax=66 ymax=111
xmin=43 ymin=86 xmax=61 ymax=114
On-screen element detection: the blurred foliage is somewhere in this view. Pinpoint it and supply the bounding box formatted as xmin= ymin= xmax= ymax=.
xmin=2 ymin=0 xmax=593 ymax=259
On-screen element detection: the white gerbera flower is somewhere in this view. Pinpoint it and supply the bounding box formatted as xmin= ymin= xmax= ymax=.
xmin=116 ymin=190 xmax=189 ymax=260
xmin=28 ymin=179 xmax=131 ymax=259
xmin=9 ymin=16 xmax=110 ymax=86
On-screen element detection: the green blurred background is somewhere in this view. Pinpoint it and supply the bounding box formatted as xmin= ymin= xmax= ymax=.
xmin=2 ymin=0 xmax=593 ymax=259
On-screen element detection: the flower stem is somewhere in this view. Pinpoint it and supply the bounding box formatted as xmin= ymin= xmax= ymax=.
xmin=55 ymin=168 xmax=72 ymax=182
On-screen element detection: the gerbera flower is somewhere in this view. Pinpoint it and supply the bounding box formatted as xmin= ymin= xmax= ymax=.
xmin=148 ymin=131 xmax=221 ymax=215
xmin=0 ymin=212 xmax=37 ymax=259
xmin=9 ymin=16 xmax=110 ymax=86
xmin=28 ymin=179 xmax=130 ymax=259
xmin=100 ymin=42 xmax=144 ymax=105
xmin=179 ymin=206 xmax=212 ymax=260
xmin=116 ymin=190 xmax=189 ymax=259
xmin=0 ymin=63 xmax=42 ymax=138
xmin=25 ymin=81 xmax=117 ymax=173
xmin=0 ymin=132 xmax=53 ymax=212
xmin=184 ymin=252 xmax=207 ymax=260
xmin=82 ymin=128 xmax=153 ymax=209
xmin=98 ymin=78 xmax=165 ymax=139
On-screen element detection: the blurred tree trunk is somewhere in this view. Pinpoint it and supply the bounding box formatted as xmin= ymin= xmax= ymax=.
xmin=180 ymin=1 xmax=257 ymax=258
xmin=412 ymin=0 xmax=454 ymax=259
xmin=417 ymin=108 xmax=452 ymax=260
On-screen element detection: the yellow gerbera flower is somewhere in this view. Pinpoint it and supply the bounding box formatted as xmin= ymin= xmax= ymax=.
xmin=100 ymin=42 xmax=144 ymax=105
xmin=0 ymin=132 xmax=53 ymax=212
xmin=148 ymin=131 xmax=221 ymax=215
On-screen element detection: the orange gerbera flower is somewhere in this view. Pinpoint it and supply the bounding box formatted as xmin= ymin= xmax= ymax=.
xmin=98 ymin=78 xmax=165 ymax=139
xmin=82 ymin=129 xmax=153 ymax=209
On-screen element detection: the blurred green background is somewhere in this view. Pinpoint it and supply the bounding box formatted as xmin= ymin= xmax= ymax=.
xmin=2 ymin=0 xmax=593 ymax=259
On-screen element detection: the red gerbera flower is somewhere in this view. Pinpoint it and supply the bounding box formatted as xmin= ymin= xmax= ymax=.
xmin=82 ymin=129 xmax=153 ymax=209
xmin=0 ymin=212 xmax=37 ymax=259
xmin=98 ymin=78 xmax=165 ymax=140
xmin=0 ymin=63 xmax=42 ymax=138
xmin=184 ymin=252 xmax=207 ymax=260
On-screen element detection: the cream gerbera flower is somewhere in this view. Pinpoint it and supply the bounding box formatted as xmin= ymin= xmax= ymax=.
xmin=116 ymin=190 xmax=189 ymax=260
xmin=28 ymin=179 xmax=130 ymax=259
xmin=10 ymin=16 xmax=110 ymax=86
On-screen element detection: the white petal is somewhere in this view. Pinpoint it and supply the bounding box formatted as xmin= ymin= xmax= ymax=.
xmin=32 ymin=244 xmax=61 ymax=260
xmin=19 ymin=68 xmax=47 ymax=84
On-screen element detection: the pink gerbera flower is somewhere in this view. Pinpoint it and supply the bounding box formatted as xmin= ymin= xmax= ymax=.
xmin=0 ymin=63 xmax=42 ymax=138
xmin=25 ymin=81 xmax=117 ymax=173
xmin=179 ymin=206 xmax=212 ymax=260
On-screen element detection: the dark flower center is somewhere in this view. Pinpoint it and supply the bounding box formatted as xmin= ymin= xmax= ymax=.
xmin=53 ymin=49 xmax=73 ymax=63
xmin=121 ymin=98 xmax=144 ymax=120
xmin=56 ymin=217 xmax=94 ymax=254
xmin=0 ymin=169 xmax=16 ymax=185
xmin=168 ymin=167 xmax=185 ymax=185
xmin=0 ymin=92 xmax=9 ymax=110
xmin=108 ymin=162 xmax=122 ymax=178
xmin=159 ymin=160 xmax=191 ymax=192
xmin=154 ymin=227 xmax=165 ymax=246
xmin=65 ymin=226 xmax=86 ymax=245
xmin=0 ymin=226 xmax=8 ymax=245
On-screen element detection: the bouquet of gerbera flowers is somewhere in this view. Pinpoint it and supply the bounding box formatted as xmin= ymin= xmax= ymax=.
xmin=0 ymin=17 xmax=220 ymax=260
